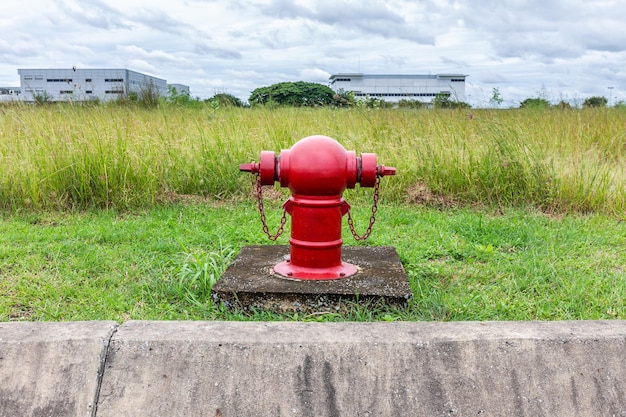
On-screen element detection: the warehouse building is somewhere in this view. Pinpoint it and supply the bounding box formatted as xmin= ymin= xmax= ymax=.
xmin=329 ymin=73 xmax=467 ymax=104
xmin=0 ymin=86 xmax=21 ymax=102
xmin=168 ymin=83 xmax=190 ymax=95
xmin=17 ymin=68 xmax=187 ymax=102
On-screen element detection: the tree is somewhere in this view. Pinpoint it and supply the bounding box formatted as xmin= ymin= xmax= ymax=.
xmin=519 ymin=97 xmax=550 ymax=109
xmin=583 ymin=96 xmax=608 ymax=108
xmin=249 ymin=81 xmax=335 ymax=107
xmin=489 ymin=87 xmax=504 ymax=108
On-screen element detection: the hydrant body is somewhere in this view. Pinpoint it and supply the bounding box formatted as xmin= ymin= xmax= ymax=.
xmin=240 ymin=135 xmax=395 ymax=280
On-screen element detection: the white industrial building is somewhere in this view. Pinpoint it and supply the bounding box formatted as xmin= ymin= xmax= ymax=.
xmin=168 ymin=83 xmax=190 ymax=95
xmin=0 ymin=86 xmax=22 ymax=102
xmin=329 ymin=73 xmax=467 ymax=104
xmin=17 ymin=68 xmax=188 ymax=102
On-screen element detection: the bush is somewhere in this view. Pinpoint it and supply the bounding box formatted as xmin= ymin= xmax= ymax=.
xmin=520 ymin=98 xmax=550 ymax=109
xmin=355 ymin=96 xmax=393 ymax=109
xmin=166 ymin=86 xmax=203 ymax=109
xmin=332 ymin=89 xmax=356 ymax=107
xmin=397 ymin=99 xmax=426 ymax=109
xmin=137 ymin=78 xmax=162 ymax=109
xmin=433 ymin=93 xmax=470 ymax=109
xmin=33 ymin=91 xmax=54 ymax=105
xmin=208 ymin=93 xmax=244 ymax=108
xmin=614 ymin=100 xmax=626 ymax=109
xmin=583 ymin=96 xmax=608 ymax=108
xmin=555 ymin=100 xmax=572 ymax=110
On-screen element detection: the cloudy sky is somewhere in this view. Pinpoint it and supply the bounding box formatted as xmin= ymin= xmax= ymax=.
xmin=1 ymin=0 xmax=625 ymax=107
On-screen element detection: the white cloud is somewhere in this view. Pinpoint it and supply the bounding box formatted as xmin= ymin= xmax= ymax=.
xmin=298 ymin=68 xmax=331 ymax=83
xmin=116 ymin=45 xmax=192 ymax=65
xmin=126 ymin=59 xmax=158 ymax=74
xmin=57 ymin=0 xmax=132 ymax=30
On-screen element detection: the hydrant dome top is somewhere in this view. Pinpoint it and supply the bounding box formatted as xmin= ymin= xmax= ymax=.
xmin=281 ymin=135 xmax=356 ymax=196
xmin=290 ymin=135 xmax=346 ymax=162
xmin=294 ymin=134 xmax=341 ymax=145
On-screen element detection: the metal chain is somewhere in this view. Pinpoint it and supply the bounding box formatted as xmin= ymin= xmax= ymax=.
xmin=254 ymin=172 xmax=287 ymax=241
xmin=347 ymin=176 xmax=381 ymax=241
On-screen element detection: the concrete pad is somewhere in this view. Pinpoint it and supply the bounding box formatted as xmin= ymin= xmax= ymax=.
xmin=0 ymin=321 xmax=118 ymax=417
xmin=212 ymin=245 xmax=412 ymax=313
xmin=97 ymin=320 xmax=626 ymax=417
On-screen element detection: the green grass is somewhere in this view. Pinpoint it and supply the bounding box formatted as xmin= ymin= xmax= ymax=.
xmin=1 ymin=104 xmax=625 ymax=322
xmin=1 ymin=105 xmax=625 ymax=215
xmin=1 ymin=203 xmax=624 ymax=322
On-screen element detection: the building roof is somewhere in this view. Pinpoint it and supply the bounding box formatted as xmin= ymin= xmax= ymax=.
xmin=329 ymin=73 xmax=468 ymax=80
xmin=18 ymin=68 xmax=167 ymax=82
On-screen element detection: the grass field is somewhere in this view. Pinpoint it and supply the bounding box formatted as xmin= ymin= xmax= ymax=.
xmin=1 ymin=104 xmax=625 ymax=322
xmin=1 ymin=104 xmax=625 ymax=214
xmin=1 ymin=203 xmax=624 ymax=322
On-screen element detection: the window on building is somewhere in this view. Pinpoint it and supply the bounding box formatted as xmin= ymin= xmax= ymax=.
xmin=85 ymin=78 xmax=92 ymax=82
xmin=24 ymin=76 xmax=33 ymax=80
xmin=60 ymin=90 xmax=73 ymax=94
xmin=47 ymin=79 xmax=72 ymax=82
xmin=450 ymin=79 xmax=465 ymax=82
xmin=86 ymin=90 xmax=93 ymax=94
xmin=105 ymin=78 xmax=124 ymax=82
xmin=105 ymin=90 xmax=124 ymax=94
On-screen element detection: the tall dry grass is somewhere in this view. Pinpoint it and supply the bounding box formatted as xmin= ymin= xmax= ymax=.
xmin=0 ymin=104 xmax=624 ymax=215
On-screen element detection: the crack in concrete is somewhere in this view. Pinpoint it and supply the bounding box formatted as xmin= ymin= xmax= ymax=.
xmin=90 ymin=322 xmax=120 ymax=417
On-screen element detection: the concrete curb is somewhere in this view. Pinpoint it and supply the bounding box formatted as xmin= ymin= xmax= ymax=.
xmin=0 ymin=321 xmax=118 ymax=417
xmin=1 ymin=321 xmax=625 ymax=416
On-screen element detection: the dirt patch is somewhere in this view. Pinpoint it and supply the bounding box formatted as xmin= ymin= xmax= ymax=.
xmin=405 ymin=181 xmax=458 ymax=208
xmin=155 ymin=191 xmax=249 ymax=207
xmin=9 ymin=303 xmax=34 ymax=321
xmin=156 ymin=191 xmax=215 ymax=205
xmin=250 ymin=185 xmax=289 ymax=202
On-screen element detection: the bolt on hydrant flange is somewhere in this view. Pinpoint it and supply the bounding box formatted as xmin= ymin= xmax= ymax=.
xmin=240 ymin=135 xmax=395 ymax=280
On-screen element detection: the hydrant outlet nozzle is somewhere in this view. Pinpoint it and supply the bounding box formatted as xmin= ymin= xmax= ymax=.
xmin=377 ymin=165 xmax=396 ymax=177
xmin=239 ymin=163 xmax=259 ymax=173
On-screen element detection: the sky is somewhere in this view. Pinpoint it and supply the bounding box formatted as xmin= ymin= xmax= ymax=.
xmin=1 ymin=0 xmax=625 ymax=107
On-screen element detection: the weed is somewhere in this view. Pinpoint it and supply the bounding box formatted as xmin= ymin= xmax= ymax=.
xmin=171 ymin=242 xmax=236 ymax=308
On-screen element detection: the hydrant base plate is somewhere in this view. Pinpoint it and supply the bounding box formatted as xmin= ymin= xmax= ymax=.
xmin=212 ymin=245 xmax=412 ymax=314
xmin=273 ymin=260 xmax=358 ymax=280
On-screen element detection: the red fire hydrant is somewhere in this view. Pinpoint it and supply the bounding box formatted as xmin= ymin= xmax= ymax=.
xmin=240 ymin=135 xmax=395 ymax=280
